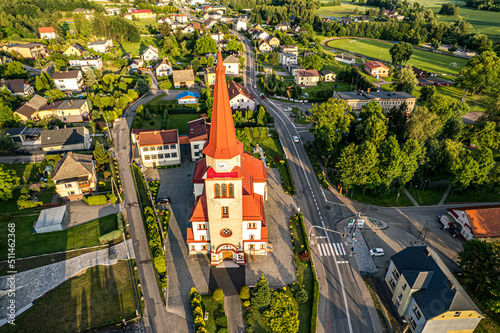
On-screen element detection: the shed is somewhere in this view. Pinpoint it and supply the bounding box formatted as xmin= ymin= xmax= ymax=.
xmin=34 ymin=206 xmax=68 ymax=233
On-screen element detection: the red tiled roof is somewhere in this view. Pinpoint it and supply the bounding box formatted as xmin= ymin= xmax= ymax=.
xmin=132 ymin=9 xmax=153 ymax=13
xmin=188 ymin=117 xmax=210 ymax=141
xmin=193 ymin=158 xmax=208 ymax=183
xmin=365 ymin=61 xmax=389 ymax=70
xmin=207 ymin=167 xmax=239 ymax=179
xmin=297 ymin=69 xmax=319 ymax=77
xmin=179 ymin=135 xmax=190 ymax=144
xmin=190 ymin=195 xmax=209 ymax=222
xmin=202 ymin=51 xmax=244 ymax=159
xmin=227 ymin=80 xmax=255 ymax=102
xmin=137 ymin=129 xmax=178 ymax=146
xmin=39 ymin=27 xmax=54 ymax=33
xmin=450 ymin=205 xmax=500 ymax=239
xmin=193 ymin=22 xmax=201 ymax=30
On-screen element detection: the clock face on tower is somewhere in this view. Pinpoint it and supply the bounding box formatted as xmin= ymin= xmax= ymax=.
xmin=217 ymin=161 xmax=229 ymax=171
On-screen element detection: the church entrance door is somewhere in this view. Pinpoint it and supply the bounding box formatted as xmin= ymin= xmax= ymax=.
xmin=222 ymin=251 xmax=233 ymax=260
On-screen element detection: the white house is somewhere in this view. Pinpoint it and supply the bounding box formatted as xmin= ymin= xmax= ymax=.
xmin=0 ymin=79 xmax=34 ymax=97
xmin=156 ymin=58 xmax=172 ymax=77
xmin=275 ymin=23 xmax=289 ymax=31
xmin=182 ymin=25 xmax=196 ymax=34
xmin=335 ymin=53 xmax=356 ymax=65
xmin=157 ymin=16 xmax=171 ymax=24
xmin=177 ymin=91 xmax=200 ymax=104
xmin=223 ymin=55 xmax=239 ymax=75
xmin=233 ymin=19 xmax=248 ymax=32
xmin=39 ymin=27 xmax=56 ymax=40
xmin=87 ymin=39 xmax=113 ymax=53
xmin=174 ymin=14 xmax=188 ymax=23
xmin=227 ymin=80 xmax=255 ymax=111
xmin=132 ymin=129 xmax=181 ymax=168
xmin=52 ymin=70 xmax=84 ymax=91
xmin=279 ymin=52 xmax=298 ymax=66
xmin=210 ymin=32 xmax=225 ymax=44
xmin=252 ymin=31 xmax=269 ymax=40
xmin=141 ymin=45 xmax=159 ymax=62
xmin=280 ymin=44 xmax=298 ymax=56
xmin=68 ymin=57 xmax=103 ymax=72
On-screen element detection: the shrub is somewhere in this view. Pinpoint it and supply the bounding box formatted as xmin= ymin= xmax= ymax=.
xmin=244 ymin=313 xmax=254 ymax=325
xmin=217 ymin=329 xmax=228 ymax=333
xmin=153 ymin=254 xmax=166 ymax=273
xmin=86 ymin=194 xmax=107 ymax=205
xmin=117 ymin=212 xmax=124 ymax=232
xmin=99 ymin=181 xmax=106 ymax=188
xmin=240 ymin=286 xmax=250 ymax=300
xmin=215 ymin=315 xmax=227 ymax=327
xmin=196 ymin=328 xmax=209 ymax=333
xmin=246 ymin=327 xmax=254 ymax=333
xmin=213 ymin=288 xmax=224 ymax=302
xmin=299 ymin=249 xmax=311 ymax=261
xmin=194 ymin=316 xmax=205 ymax=328
xmin=295 ymin=288 xmax=309 ymax=304
xmin=193 ymin=306 xmax=203 ymax=317
xmin=243 ymin=300 xmax=250 ymax=307
xmin=17 ymin=195 xmax=43 ymax=210
xmin=107 ymin=193 xmax=117 ymax=204
xmin=98 ymin=229 xmax=122 ymax=244
xmin=0 ymin=214 xmax=12 ymax=222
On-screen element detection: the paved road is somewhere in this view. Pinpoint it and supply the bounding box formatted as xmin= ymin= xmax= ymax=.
xmin=235 ymin=31 xmax=383 ymax=333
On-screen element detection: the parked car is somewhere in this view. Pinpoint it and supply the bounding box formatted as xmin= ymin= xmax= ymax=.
xmin=292 ymin=136 xmax=300 ymax=143
xmin=157 ymin=196 xmax=171 ymax=205
xmin=121 ymin=113 xmax=127 ymax=119
xmin=418 ymin=82 xmax=424 ymax=86
xmin=260 ymin=94 xmax=267 ymax=100
xmin=253 ymin=84 xmax=257 ymax=89
xmin=369 ymin=248 xmax=384 ymax=256
xmin=444 ymin=83 xmax=450 ymax=86
xmin=284 ymin=107 xmax=292 ymax=112
xmin=433 ymin=82 xmax=442 ymax=87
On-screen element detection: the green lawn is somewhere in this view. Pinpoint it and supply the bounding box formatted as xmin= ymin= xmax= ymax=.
xmin=167 ymin=113 xmax=200 ymax=135
xmin=318 ymin=3 xmax=378 ymax=17
xmin=37 ymin=180 xmax=56 ymax=204
xmin=445 ymin=187 xmax=500 ymax=204
xmin=326 ymin=38 xmax=468 ymax=74
xmin=406 ymin=187 xmax=446 ymax=206
xmin=140 ymin=116 xmax=163 ymax=130
xmin=201 ymin=294 xmax=226 ymax=333
xmin=0 ymin=214 xmax=118 ymax=261
xmin=0 ymin=260 xmax=141 ymax=333
xmin=133 ymin=18 xmax=158 ymax=29
xmin=349 ymin=187 xmax=415 ymax=207
xmin=117 ymin=37 xmax=164 ymax=58
xmin=4 ymin=163 xmax=41 ymax=185
xmin=292 ymin=107 xmax=311 ymax=125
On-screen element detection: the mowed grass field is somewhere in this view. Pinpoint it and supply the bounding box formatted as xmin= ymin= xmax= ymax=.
xmin=326 ymin=38 xmax=468 ymax=74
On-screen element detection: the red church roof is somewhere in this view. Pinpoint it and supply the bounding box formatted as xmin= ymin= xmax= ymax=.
xmin=202 ymin=51 xmax=244 ymax=159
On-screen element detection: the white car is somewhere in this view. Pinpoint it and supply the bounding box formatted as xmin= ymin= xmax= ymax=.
xmin=292 ymin=136 xmax=300 ymax=143
xmin=369 ymin=248 xmax=384 ymax=256
xmin=253 ymin=84 xmax=257 ymax=89
xmin=284 ymin=107 xmax=292 ymax=112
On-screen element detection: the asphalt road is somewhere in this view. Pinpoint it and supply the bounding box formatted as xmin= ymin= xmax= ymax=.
xmin=234 ymin=30 xmax=381 ymax=333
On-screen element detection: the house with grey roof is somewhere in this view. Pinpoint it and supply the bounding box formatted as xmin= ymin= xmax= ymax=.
xmin=385 ymin=246 xmax=483 ymax=333
xmin=333 ymin=90 xmax=416 ymax=112
xmin=40 ymin=127 xmax=91 ymax=152
xmin=13 ymin=94 xmax=48 ymax=121
xmin=51 ymin=152 xmax=97 ymax=201
xmin=0 ymin=79 xmax=34 ymax=97
xmin=52 ymin=70 xmax=84 ymax=91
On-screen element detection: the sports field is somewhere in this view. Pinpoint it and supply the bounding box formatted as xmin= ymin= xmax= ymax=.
xmin=326 ymin=38 xmax=468 ymax=74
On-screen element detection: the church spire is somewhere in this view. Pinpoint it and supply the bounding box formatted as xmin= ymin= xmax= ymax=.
xmin=202 ymin=50 xmax=243 ymax=160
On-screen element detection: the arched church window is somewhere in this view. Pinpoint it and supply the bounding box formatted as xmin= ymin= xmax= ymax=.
xmin=228 ymin=184 xmax=234 ymax=197
xmin=221 ymin=184 xmax=227 ymax=197
xmin=214 ymin=184 xmax=220 ymax=197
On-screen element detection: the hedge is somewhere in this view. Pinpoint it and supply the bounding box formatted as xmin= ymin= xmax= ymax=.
xmin=107 ymin=193 xmax=117 ymax=204
xmin=304 ymin=142 xmax=330 ymax=188
xmin=117 ymin=212 xmax=124 ymax=232
xmin=85 ymin=194 xmax=108 ymax=205
xmin=99 ymin=229 xmax=122 ymax=244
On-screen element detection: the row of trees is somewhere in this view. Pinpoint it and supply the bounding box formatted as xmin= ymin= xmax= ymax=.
xmin=73 ymin=11 xmax=140 ymax=42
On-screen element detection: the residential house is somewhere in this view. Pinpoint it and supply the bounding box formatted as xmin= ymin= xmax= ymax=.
xmin=173 ymin=69 xmax=195 ymax=88
xmin=87 ymin=39 xmax=113 ymax=53
xmin=185 ymin=118 xmax=208 ymax=161
xmin=203 ymin=19 xmax=217 ymax=29
xmin=170 ymin=22 xmax=184 ymax=30
xmin=385 ymin=246 xmax=483 ymax=333
xmin=13 ymin=95 xmax=48 ymax=121
xmin=105 ymin=7 xmax=121 ymax=16
xmin=279 ymin=52 xmax=298 ymax=66
xmin=210 ymin=32 xmax=225 ymax=44
xmin=0 ymin=79 xmax=34 ymax=97
xmin=335 ymin=53 xmax=356 ymax=65
xmin=37 ymin=100 xmax=64 ymax=120
xmin=123 ymin=13 xmax=133 ymax=20
xmin=64 ymin=43 xmax=85 ymax=57
xmin=275 ymin=23 xmax=289 ymax=31
xmin=291 ymin=25 xmax=301 ymax=33
xmin=182 ymin=25 xmax=196 ymax=34
xmin=288 ymin=64 xmax=304 ymax=77
xmin=39 ymin=27 xmax=56 ymax=40
xmin=442 ymin=205 xmax=500 ymax=242
xmin=4 ymin=127 xmax=42 ymax=144
xmin=320 ymin=70 xmax=336 ymax=82
xmin=141 ymin=45 xmax=159 ymax=62
xmin=41 ymin=127 xmax=91 ymax=152
xmin=174 ymin=14 xmax=188 ymax=23
xmin=156 ymin=58 xmax=173 ymax=77
xmin=132 ymin=9 xmax=156 ymax=19
xmin=333 ymin=90 xmax=416 ymax=112
xmin=203 ymin=5 xmax=213 ymax=12
xmin=227 ymin=80 xmax=255 ymax=111
xmin=280 ymin=45 xmax=298 ymax=56
xmin=53 ymin=99 xmax=90 ymax=123
xmin=157 ymin=16 xmax=171 ymax=24
xmin=68 ymin=57 xmax=103 ymax=72
xmin=2 ymin=43 xmax=48 ymax=58
xmin=223 ymin=55 xmax=239 ymax=75
xmin=258 ymin=40 xmax=273 ymax=52
xmin=364 ymin=61 xmax=390 ymax=77
xmin=73 ymin=8 xmax=94 ymax=19
xmin=252 ymin=30 xmax=269 ymax=40
xmin=203 ymin=67 xmax=216 ymax=86
xmin=52 ymin=70 xmax=84 ymax=92
xmin=51 ymin=152 xmax=97 ymax=201
xmin=265 ymin=35 xmax=280 ymax=47
xmin=192 ymin=22 xmax=202 ymax=30
xmin=212 ymin=5 xmax=226 ymax=11
xmin=132 ymin=129 xmax=181 ymax=167
xmin=253 ymin=24 xmax=264 ymax=31
xmin=177 ymin=91 xmax=200 ymax=104
xmin=294 ymin=69 xmax=320 ymax=87
xmin=209 ymin=12 xmax=222 ymax=20
xmin=384 ymin=10 xmax=399 ymax=16
xmin=233 ymin=18 xmax=248 ymax=31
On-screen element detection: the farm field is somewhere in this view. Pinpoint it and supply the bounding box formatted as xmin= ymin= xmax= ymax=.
xmin=326 ymin=38 xmax=468 ymax=74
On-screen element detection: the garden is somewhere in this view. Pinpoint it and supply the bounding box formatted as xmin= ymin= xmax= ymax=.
xmin=189 ymin=288 xmax=228 ymax=333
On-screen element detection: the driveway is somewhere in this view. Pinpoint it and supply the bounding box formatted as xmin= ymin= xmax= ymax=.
xmin=63 ymin=200 xmax=121 ymax=229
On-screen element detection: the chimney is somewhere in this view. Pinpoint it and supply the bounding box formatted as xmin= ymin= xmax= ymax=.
xmin=367 ymin=88 xmax=370 ymax=93
xmin=64 ymin=124 xmax=67 ymax=129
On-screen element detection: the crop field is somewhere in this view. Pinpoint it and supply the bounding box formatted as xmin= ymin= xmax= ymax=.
xmin=326 ymin=38 xmax=468 ymax=74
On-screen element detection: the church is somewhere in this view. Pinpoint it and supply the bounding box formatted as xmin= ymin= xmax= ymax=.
xmin=186 ymin=51 xmax=268 ymax=266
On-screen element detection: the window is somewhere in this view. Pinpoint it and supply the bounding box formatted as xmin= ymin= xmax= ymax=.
xmin=65 ymin=184 xmax=73 ymax=188
xmin=158 ymin=154 xmax=164 ymax=159
xmin=194 ymin=152 xmax=199 ymax=156
xmin=228 ymin=184 xmax=234 ymax=197
xmin=190 ymin=245 xmax=195 ymax=251
xmin=197 ymin=223 xmax=206 ymax=230
xmin=413 ymin=306 xmax=422 ymax=320
xmin=221 ymin=184 xmax=227 ymax=197
xmin=248 ymin=223 xmax=257 ymax=229
xmin=157 ymin=145 xmax=162 ymax=151
xmin=165 ymin=153 xmax=170 ymax=158
xmin=260 ymin=244 xmax=265 ymax=249
xmin=392 ymin=268 xmax=400 ymax=280
xmin=194 ymin=144 xmax=200 ymax=149
xmin=409 ymin=316 xmax=417 ymax=329
xmin=170 ymin=144 xmax=176 ymax=149
xmin=171 ymin=152 xmax=177 ymax=158
xmin=143 ymin=147 xmax=149 ymax=152
xmin=201 ymin=245 xmax=207 ymax=250
xmin=220 ymin=228 xmax=232 ymax=237
xmin=250 ymin=234 xmax=255 ymax=240
xmin=454 ymin=312 xmax=461 ymax=317
xmin=69 ymin=191 xmax=75 ymax=195
xmin=201 ymin=235 xmax=206 ymax=240
xmin=145 ymin=155 xmax=150 ymax=160
xmin=214 ymin=184 xmax=220 ymax=197
xmin=150 ymin=146 xmax=156 ymax=151
xmin=397 ymin=293 xmax=402 ymax=306
xmin=151 ymin=154 xmax=157 ymax=160
xmin=222 ymin=206 xmax=229 ymax=217
xmin=402 ymin=283 xmax=407 ymax=291
xmin=249 ymin=244 xmax=255 ymax=250
xmin=163 ymin=145 xmax=169 ymax=150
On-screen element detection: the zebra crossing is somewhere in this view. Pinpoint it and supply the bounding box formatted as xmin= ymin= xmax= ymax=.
xmin=317 ymin=242 xmax=347 ymax=257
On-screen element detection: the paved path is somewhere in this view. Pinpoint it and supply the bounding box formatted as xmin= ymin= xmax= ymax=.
xmin=0 ymin=155 xmax=45 ymax=163
xmin=225 ymin=295 xmax=244 ymax=333
xmin=402 ymin=187 xmax=419 ymax=206
xmin=0 ymin=239 xmax=134 ymax=325
xmin=438 ymin=183 xmax=453 ymax=206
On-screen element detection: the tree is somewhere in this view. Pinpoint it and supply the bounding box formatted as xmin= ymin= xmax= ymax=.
xmin=35 ymin=75 xmax=44 ymax=91
xmin=458 ymin=239 xmax=500 ymax=299
xmin=263 ymin=291 xmax=299 ymax=333
xmin=190 ymin=58 xmax=201 ymax=72
xmin=405 ymin=107 xmax=442 ymax=142
xmin=377 ymin=135 xmax=403 ymax=191
xmin=194 ymin=34 xmax=217 ymax=55
xmin=270 ymin=51 xmax=280 ymax=66
xmin=469 ymin=121 xmax=499 ymax=150
xmin=310 ymin=98 xmax=354 ymax=151
xmin=251 ymin=274 xmax=271 ymax=310
xmin=135 ymin=78 xmax=150 ymax=95
xmin=3 ymin=61 xmax=28 ymax=79
xmin=93 ymin=143 xmax=110 ymax=167
xmin=236 ymin=128 xmax=252 ymax=151
xmin=417 ymin=85 xmax=436 ymax=105
xmin=458 ymin=51 xmax=500 ymax=95
xmin=387 ymin=103 xmax=408 ymax=142
xmin=389 ymin=42 xmax=413 ymax=65
xmin=392 ymin=65 xmax=418 ymax=94
xmin=46 ymin=89 xmax=65 ymax=103
xmin=226 ymin=39 xmax=244 ymax=53
xmin=336 ymin=142 xmax=380 ymax=194
xmin=41 ymin=71 xmax=54 ymax=90
xmin=440 ymin=115 xmax=463 ymax=141
xmin=448 ymin=148 xmax=495 ymax=190
xmin=207 ymin=56 xmax=215 ymax=67
xmin=398 ymin=139 xmax=423 ymax=187
xmin=0 ymin=103 xmax=14 ymax=125
xmin=85 ymin=68 xmax=99 ymax=87
xmin=256 ymin=105 xmax=267 ymax=126
xmin=355 ymin=114 xmax=387 ymax=145
xmin=0 ymin=165 xmax=20 ymax=201
xmin=300 ymin=54 xmax=323 ymax=71
xmin=213 ymin=288 xmax=224 ymax=302
xmin=160 ymin=22 xmax=171 ymax=38
xmin=0 ymin=134 xmax=17 ymax=156
xmin=295 ymin=288 xmax=309 ymax=304
xmin=240 ymin=286 xmax=251 ymax=300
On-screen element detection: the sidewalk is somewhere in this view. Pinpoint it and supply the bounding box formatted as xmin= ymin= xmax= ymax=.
xmin=402 ymin=187 xmax=420 ymax=206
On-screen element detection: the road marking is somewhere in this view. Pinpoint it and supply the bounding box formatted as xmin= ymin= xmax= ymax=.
xmin=317 ymin=244 xmax=323 ymax=256
xmin=321 ymin=188 xmax=346 ymax=206
xmin=329 ymin=243 xmax=336 ymax=256
xmin=322 ymin=243 xmax=331 ymax=256
xmin=337 ymin=261 xmax=349 ymax=264
xmin=317 ymin=243 xmax=347 ymax=257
